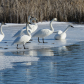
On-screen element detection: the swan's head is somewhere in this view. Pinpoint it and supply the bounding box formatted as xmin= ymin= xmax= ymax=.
xmin=1 ymin=22 xmax=6 ymax=25
xmin=68 ymin=25 xmax=74 ymax=28
xmin=30 ymin=17 xmax=38 ymax=23
xmin=53 ymin=18 xmax=57 ymax=21
xmin=57 ymin=30 xmax=63 ymax=34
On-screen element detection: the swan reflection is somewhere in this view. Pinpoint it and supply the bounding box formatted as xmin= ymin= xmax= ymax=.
xmin=12 ymin=45 xmax=68 ymax=57
xmin=12 ymin=49 xmax=37 ymax=56
xmin=53 ymin=46 xmax=68 ymax=56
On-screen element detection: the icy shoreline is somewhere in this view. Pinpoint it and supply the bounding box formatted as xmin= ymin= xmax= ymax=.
xmin=0 ymin=21 xmax=84 ymax=70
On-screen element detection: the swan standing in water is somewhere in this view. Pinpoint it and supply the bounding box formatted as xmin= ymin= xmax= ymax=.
xmin=11 ymin=23 xmax=31 ymax=49
xmin=13 ymin=16 xmax=38 ymax=37
xmin=54 ymin=25 xmax=74 ymax=40
xmin=0 ymin=22 xmax=5 ymax=42
xmin=32 ymin=18 xmax=57 ymax=43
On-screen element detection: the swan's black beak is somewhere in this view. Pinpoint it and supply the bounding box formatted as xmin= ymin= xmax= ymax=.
xmin=29 ymin=22 xmax=31 ymax=24
xmin=36 ymin=18 xmax=38 ymax=23
xmin=71 ymin=25 xmax=74 ymax=28
xmin=36 ymin=20 xmax=38 ymax=23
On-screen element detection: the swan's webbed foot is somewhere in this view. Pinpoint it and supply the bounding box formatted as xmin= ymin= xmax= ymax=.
xmin=16 ymin=47 xmax=21 ymax=49
xmin=38 ymin=37 xmax=42 ymax=43
xmin=4 ymin=42 xmax=7 ymax=43
xmin=38 ymin=41 xmax=42 ymax=43
xmin=43 ymin=42 xmax=47 ymax=43
xmin=17 ymin=47 xmax=21 ymax=49
xmin=26 ymin=42 xmax=31 ymax=43
xmin=30 ymin=39 xmax=33 ymax=41
xmin=16 ymin=44 xmax=22 ymax=49
xmin=23 ymin=45 xmax=28 ymax=49
xmin=24 ymin=47 xmax=28 ymax=49
xmin=42 ymin=38 xmax=47 ymax=43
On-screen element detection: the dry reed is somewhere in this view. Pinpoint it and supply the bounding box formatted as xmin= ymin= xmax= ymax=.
xmin=0 ymin=0 xmax=84 ymax=23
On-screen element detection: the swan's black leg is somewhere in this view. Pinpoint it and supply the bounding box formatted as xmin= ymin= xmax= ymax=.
xmin=43 ymin=38 xmax=47 ymax=43
xmin=23 ymin=44 xmax=25 ymax=49
xmin=38 ymin=37 xmax=42 ymax=43
xmin=17 ymin=44 xmax=19 ymax=49
xmin=23 ymin=44 xmax=28 ymax=49
xmin=17 ymin=44 xmax=22 ymax=49
xmin=30 ymin=39 xmax=33 ymax=41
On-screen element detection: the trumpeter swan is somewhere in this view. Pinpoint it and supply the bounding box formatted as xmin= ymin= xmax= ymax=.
xmin=13 ymin=17 xmax=38 ymax=37
xmin=23 ymin=17 xmax=38 ymax=34
xmin=0 ymin=22 xmax=5 ymax=42
xmin=54 ymin=25 xmax=74 ymax=40
xmin=32 ymin=18 xmax=57 ymax=43
xmin=11 ymin=23 xmax=31 ymax=49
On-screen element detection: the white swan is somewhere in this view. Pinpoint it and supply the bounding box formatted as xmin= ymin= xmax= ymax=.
xmin=11 ymin=23 xmax=31 ymax=49
xmin=0 ymin=22 xmax=5 ymax=42
xmin=32 ymin=18 xmax=57 ymax=43
xmin=54 ymin=25 xmax=74 ymax=40
xmin=13 ymin=17 xmax=38 ymax=37
xmin=23 ymin=17 xmax=38 ymax=34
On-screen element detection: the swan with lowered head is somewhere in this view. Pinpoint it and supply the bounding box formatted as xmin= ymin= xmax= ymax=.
xmin=54 ymin=25 xmax=74 ymax=40
xmin=13 ymin=16 xmax=38 ymax=38
xmin=32 ymin=18 xmax=57 ymax=43
xmin=0 ymin=22 xmax=5 ymax=42
xmin=11 ymin=22 xmax=31 ymax=49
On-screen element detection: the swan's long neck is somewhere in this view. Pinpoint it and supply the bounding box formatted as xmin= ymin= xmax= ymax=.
xmin=26 ymin=23 xmax=31 ymax=36
xmin=28 ymin=16 xmax=31 ymax=23
xmin=63 ymin=26 xmax=69 ymax=33
xmin=50 ymin=19 xmax=54 ymax=32
xmin=0 ymin=24 xmax=4 ymax=35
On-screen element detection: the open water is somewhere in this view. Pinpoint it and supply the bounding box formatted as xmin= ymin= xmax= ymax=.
xmin=0 ymin=41 xmax=84 ymax=84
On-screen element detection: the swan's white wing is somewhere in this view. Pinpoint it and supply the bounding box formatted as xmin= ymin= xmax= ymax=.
xmin=12 ymin=36 xmax=21 ymax=45
xmin=13 ymin=29 xmax=26 ymax=37
xmin=12 ymin=35 xmax=31 ymax=45
xmin=32 ymin=29 xmax=52 ymax=38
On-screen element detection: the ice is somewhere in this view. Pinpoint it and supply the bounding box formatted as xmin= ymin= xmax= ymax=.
xmin=0 ymin=21 xmax=84 ymax=70
xmin=0 ymin=56 xmax=39 ymax=70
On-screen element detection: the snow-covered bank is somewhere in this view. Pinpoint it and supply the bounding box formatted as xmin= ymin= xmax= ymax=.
xmin=1 ymin=21 xmax=84 ymax=49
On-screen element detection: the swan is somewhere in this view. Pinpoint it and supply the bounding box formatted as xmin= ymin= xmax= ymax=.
xmin=11 ymin=22 xmax=31 ymax=49
xmin=32 ymin=18 xmax=57 ymax=43
xmin=23 ymin=17 xmax=38 ymax=34
xmin=13 ymin=17 xmax=38 ymax=38
xmin=0 ymin=22 xmax=5 ymax=42
xmin=54 ymin=25 xmax=74 ymax=40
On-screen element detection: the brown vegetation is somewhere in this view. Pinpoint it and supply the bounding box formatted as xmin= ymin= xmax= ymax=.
xmin=0 ymin=0 xmax=84 ymax=23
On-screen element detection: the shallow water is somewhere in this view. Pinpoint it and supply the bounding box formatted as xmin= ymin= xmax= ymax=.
xmin=0 ymin=41 xmax=84 ymax=84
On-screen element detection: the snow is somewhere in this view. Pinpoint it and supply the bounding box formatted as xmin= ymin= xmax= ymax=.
xmin=0 ymin=21 xmax=84 ymax=70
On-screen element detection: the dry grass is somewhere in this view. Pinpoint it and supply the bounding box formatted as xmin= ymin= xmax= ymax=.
xmin=0 ymin=0 xmax=84 ymax=23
